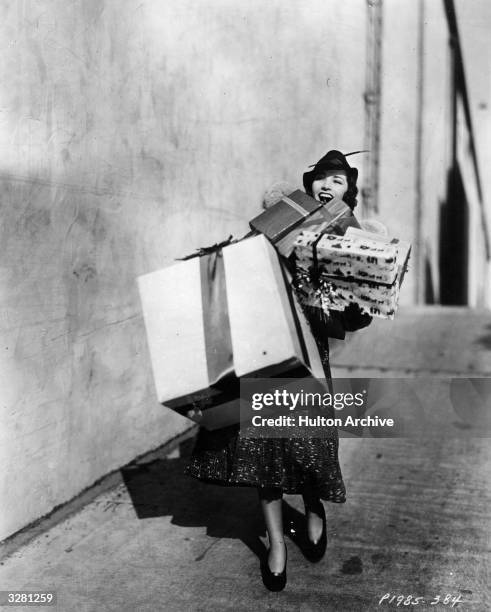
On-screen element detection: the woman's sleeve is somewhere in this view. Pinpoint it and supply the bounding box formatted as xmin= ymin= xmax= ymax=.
xmin=302 ymin=302 xmax=372 ymax=342
xmin=330 ymin=303 xmax=372 ymax=332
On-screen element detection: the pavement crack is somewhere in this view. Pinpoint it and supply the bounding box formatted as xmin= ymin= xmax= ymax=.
xmin=194 ymin=538 xmax=222 ymax=562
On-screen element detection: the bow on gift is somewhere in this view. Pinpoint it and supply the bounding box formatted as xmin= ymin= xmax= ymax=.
xmin=177 ymin=230 xmax=256 ymax=262
xmin=177 ymin=235 xmax=238 ymax=261
xmin=292 ymin=231 xmax=340 ymax=323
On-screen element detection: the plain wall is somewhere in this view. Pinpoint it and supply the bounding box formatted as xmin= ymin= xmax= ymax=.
xmin=378 ymin=0 xmax=420 ymax=305
xmin=377 ymin=0 xmax=488 ymax=307
xmin=420 ymin=0 xmax=453 ymax=304
xmin=0 ymin=0 xmax=367 ymax=540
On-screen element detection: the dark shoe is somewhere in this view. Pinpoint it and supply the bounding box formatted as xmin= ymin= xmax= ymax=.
xmin=304 ymin=503 xmax=326 ymax=563
xmin=261 ymin=544 xmax=287 ymax=591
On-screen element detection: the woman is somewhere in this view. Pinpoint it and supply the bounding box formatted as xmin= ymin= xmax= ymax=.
xmin=186 ymin=150 xmax=371 ymax=591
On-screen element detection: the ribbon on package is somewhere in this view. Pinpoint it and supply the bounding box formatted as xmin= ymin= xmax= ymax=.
xmin=199 ymin=249 xmax=234 ymax=385
xmin=281 ymin=195 xmax=315 ymax=218
xmin=172 ymin=237 xmax=242 ymax=427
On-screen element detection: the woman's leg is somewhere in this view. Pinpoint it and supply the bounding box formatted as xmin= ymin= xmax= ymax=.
xmin=258 ymin=487 xmax=286 ymax=573
xmin=302 ymin=488 xmax=325 ymax=543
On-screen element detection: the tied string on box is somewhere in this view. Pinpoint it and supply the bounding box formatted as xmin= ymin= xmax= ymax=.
xmin=177 ymin=231 xmax=255 ymax=279
xmin=293 ymin=231 xmax=340 ymax=325
xmin=309 ymin=233 xmax=340 ymax=318
xmin=177 ymin=230 xmax=256 ymax=262
xmin=178 ymin=235 xmax=238 ymax=262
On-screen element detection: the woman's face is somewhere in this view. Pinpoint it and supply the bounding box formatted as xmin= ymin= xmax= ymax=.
xmin=310 ymin=169 xmax=348 ymax=203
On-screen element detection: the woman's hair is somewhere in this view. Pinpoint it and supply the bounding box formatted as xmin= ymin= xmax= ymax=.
xmin=304 ymin=169 xmax=358 ymax=210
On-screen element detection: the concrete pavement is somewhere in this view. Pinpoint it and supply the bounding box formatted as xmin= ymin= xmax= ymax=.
xmin=1 ymin=435 xmax=489 ymax=611
xmin=329 ymin=306 xmax=491 ymax=377
xmin=1 ymin=307 xmax=490 ymax=611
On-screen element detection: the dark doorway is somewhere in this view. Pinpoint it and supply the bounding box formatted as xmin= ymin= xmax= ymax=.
xmin=424 ymin=255 xmax=435 ymax=304
xmin=438 ymin=164 xmax=469 ymax=305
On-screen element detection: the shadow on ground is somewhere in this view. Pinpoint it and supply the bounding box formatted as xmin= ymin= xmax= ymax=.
xmin=475 ymin=323 xmax=491 ymax=349
xmin=120 ymin=437 xmax=313 ymax=563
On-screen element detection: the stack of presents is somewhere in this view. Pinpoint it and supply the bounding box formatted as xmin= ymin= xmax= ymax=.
xmin=138 ymin=189 xmax=411 ymax=430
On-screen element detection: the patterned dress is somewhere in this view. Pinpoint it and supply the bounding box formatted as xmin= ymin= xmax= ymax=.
xmin=185 ymin=300 xmax=371 ymax=502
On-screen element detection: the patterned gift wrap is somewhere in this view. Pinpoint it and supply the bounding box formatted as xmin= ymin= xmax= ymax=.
xmin=292 ymin=227 xmax=411 ymax=320
xmin=344 ymin=226 xmax=412 ymax=287
xmin=294 ymin=269 xmax=400 ymax=319
xmin=294 ymin=230 xmax=399 ymax=285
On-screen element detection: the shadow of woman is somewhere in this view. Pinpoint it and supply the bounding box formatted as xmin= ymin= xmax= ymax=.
xmin=120 ymin=436 xmax=309 ymax=563
xmin=120 ymin=437 xmax=267 ymax=560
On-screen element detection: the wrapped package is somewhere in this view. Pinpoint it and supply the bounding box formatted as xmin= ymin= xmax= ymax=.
xmin=295 ymin=273 xmax=400 ymax=318
xmin=344 ymin=226 xmax=412 ymax=287
xmin=292 ymin=227 xmax=411 ymax=320
xmin=294 ymin=230 xmax=399 ymax=284
xmin=138 ymin=234 xmax=325 ymax=430
xmin=249 ymin=189 xmax=360 ymax=257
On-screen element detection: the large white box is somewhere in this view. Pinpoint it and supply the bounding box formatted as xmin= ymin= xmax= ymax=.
xmin=138 ymin=235 xmax=325 ymax=429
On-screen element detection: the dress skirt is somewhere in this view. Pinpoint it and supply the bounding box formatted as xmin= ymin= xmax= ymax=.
xmin=185 ymin=306 xmax=347 ymax=503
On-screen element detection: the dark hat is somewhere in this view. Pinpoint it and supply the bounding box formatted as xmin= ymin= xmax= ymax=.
xmin=302 ymin=150 xmax=364 ymax=192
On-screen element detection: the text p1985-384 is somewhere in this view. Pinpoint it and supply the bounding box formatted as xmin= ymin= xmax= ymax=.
xmin=378 ymin=593 xmax=464 ymax=607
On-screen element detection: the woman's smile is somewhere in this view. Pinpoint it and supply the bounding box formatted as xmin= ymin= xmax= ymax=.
xmin=311 ymin=169 xmax=349 ymax=203
xmin=317 ymin=192 xmax=334 ymax=203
